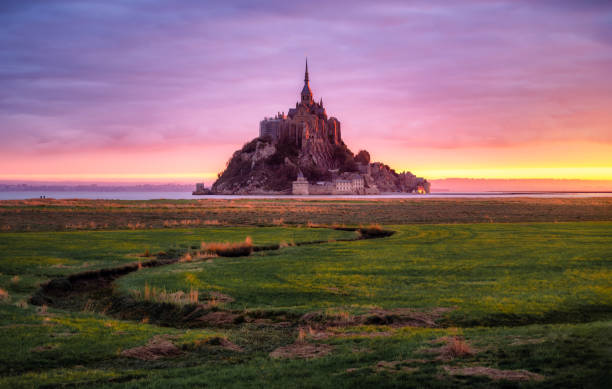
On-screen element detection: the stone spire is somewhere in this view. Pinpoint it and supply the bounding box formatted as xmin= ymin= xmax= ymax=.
xmin=301 ymin=58 xmax=313 ymax=104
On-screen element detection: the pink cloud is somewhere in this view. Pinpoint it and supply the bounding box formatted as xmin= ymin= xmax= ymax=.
xmin=0 ymin=0 xmax=611 ymax=179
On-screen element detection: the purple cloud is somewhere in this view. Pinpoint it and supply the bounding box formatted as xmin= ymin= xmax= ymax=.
xmin=1 ymin=0 xmax=611 ymax=158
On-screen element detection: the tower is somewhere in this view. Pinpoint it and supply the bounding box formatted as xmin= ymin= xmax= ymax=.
xmin=300 ymin=58 xmax=313 ymax=104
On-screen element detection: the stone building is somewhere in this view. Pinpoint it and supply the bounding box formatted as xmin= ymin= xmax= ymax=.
xmin=292 ymin=173 xmax=366 ymax=195
xmin=333 ymin=175 xmax=365 ymax=194
xmin=259 ymin=59 xmax=342 ymax=149
xmin=334 ymin=179 xmax=352 ymax=192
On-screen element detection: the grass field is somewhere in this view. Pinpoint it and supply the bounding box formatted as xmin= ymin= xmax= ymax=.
xmin=0 ymin=199 xmax=611 ymax=388
xmin=117 ymin=222 xmax=612 ymax=326
xmin=1 ymin=197 xmax=611 ymax=231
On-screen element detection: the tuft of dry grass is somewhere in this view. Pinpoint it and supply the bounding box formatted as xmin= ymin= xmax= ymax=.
xmin=207 ymin=295 xmax=218 ymax=307
xmin=200 ymin=237 xmax=253 ymax=257
xmin=357 ymin=224 xmax=393 ymax=238
xmin=0 ymin=287 xmax=9 ymax=301
xmin=445 ymin=336 xmax=473 ymax=358
xmin=189 ymin=288 xmax=199 ymax=304
xmin=279 ymin=241 xmax=294 ymax=248
xmin=135 ymin=283 xmax=200 ymax=305
xmin=443 ymin=366 xmax=544 ymax=382
xmin=296 ymin=327 xmax=308 ymax=344
xmin=426 ymin=336 xmax=474 ymax=361
xmin=325 ymin=309 xmax=352 ymax=325
xmin=16 ymin=299 xmax=28 ymax=308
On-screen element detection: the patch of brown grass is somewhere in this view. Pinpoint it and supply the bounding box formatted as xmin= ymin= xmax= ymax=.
xmin=196 ymin=311 xmax=242 ymax=326
xmin=31 ymin=344 xmax=59 ymax=352
xmin=269 ymin=343 xmax=332 ymax=359
xmin=208 ymin=291 xmax=234 ymax=304
xmin=190 ymin=336 xmax=243 ymax=352
xmin=357 ymin=224 xmax=394 ymax=238
xmin=15 ymin=299 xmax=27 ymax=308
xmin=443 ymin=366 xmax=544 ymax=382
xmin=121 ymin=335 xmax=182 ymax=361
xmin=296 ymin=327 xmax=308 ymax=343
xmin=423 ymin=336 xmax=474 ymax=361
xmin=134 ymin=283 xmax=200 ymax=305
xmin=444 ymin=336 xmax=474 ymax=358
xmin=200 ymin=237 xmax=253 ymax=257
xmin=0 ymin=288 xmax=9 ymax=301
xmin=375 ymin=360 xmax=424 ymax=374
xmin=279 ymin=241 xmax=294 ymax=248
xmin=37 ymin=304 xmax=48 ymax=315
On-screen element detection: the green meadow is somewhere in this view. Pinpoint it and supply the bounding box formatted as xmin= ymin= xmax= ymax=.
xmin=0 ymin=200 xmax=611 ymax=388
xmin=118 ymin=223 xmax=612 ymax=326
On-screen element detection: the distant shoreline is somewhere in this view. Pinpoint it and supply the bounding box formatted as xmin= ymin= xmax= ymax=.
xmin=1 ymin=190 xmax=612 ymax=201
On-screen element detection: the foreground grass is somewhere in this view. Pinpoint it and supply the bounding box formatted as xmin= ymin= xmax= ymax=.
xmin=1 ymin=302 xmax=610 ymax=388
xmin=0 ymin=218 xmax=611 ymax=387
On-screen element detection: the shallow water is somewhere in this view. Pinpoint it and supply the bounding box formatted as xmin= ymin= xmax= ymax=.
xmin=0 ymin=191 xmax=610 ymax=200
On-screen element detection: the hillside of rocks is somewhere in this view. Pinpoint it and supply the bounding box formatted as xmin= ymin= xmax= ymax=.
xmin=211 ymin=137 xmax=429 ymax=194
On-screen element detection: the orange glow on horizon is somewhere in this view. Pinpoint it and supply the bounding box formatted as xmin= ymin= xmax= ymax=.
xmin=2 ymin=167 xmax=611 ymax=184
xmin=1 ymin=137 xmax=610 ymax=186
xmin=403 ymin=167 xmax=612 ymax=181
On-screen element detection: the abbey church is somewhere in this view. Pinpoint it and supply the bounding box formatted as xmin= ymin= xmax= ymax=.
xmin=259 ymin=60 xmax=342 ymax=149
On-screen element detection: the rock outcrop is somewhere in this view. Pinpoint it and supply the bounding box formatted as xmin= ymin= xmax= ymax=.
xmin=211 ymin=137 xmax=429 ymax=194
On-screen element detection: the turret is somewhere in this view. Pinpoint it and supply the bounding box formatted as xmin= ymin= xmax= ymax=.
xmin=301 ymin=58 xmax=313 ymax=104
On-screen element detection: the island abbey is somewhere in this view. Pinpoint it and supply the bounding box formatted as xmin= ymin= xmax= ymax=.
xmin=205 ymin=59 xmax=430 ymax=195
xmin=259 ymin=60 xmax=342 ymax=149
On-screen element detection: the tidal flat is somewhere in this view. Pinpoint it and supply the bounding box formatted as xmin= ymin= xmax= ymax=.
xmin=0 ymin=199 xmax=610 ymax=388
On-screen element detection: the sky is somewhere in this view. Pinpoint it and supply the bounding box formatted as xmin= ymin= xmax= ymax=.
xmin=1 ymin=0 xmax=611 ymax=186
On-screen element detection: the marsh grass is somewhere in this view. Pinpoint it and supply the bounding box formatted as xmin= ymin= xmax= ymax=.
xmin=296 ymin=327 xmax=308 ymax=343
xmin=436 ymin=336 xmax=474 ymax=360
xmin=3 ymin=198 xmax=610 ymax=232
xmin=0 ymin=220 xmax=611 ymax=387
xmin=357 ymin=224 xmax=394 ymax=238
xmin=134 ymin=283 xmax=200 ymax=305
xmin=200 ymin=236 xmax=253 ymax=257
xmin=0 ymin=287 xmax=9 ymax=301
xmin=118 ymin=222 xmax=612 ymax=327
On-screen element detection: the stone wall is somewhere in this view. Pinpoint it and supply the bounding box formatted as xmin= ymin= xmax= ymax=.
xmin=292 ymin=181 xmax=309 ymax=195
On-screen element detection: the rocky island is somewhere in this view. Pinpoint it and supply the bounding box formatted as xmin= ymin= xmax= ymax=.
xmin=203 ymin=60 xmax=430 ymax=195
